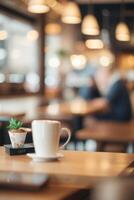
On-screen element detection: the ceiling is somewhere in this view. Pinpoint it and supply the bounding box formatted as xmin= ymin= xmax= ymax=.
xmin=77 ymin=0 xmax=134 ymax=3
xmin=1 ymin=0 xmax=134 ymax=12
xmin=0 ymin=0 xmax=134 ymax=52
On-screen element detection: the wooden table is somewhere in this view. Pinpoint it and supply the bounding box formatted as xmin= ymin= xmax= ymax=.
xmin=76 ymin=121 xmax=134 ymax=151
xmin=35 ymin=100 xmax=102 ymax=137
xmin=22 ymin=100 xmax=101 ymax=146
xmin=0 ymin=147 xmax=134 ymax=199
xmin=37 ymin=99 xmax=102 ymax=116
xmin=0 ymin=112 xmax=26 ymax=119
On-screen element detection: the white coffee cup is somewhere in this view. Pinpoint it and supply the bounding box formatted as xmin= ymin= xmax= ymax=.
xmin=32 ymin=120 xmax=71 ymax=157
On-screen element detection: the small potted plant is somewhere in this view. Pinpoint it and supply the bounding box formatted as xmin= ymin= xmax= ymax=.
xmin=7 ymin=118 xmax=28 ymax=148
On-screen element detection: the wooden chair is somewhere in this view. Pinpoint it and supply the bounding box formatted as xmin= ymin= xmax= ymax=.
xmin=76 ymin=121 xmax=134 ymax=152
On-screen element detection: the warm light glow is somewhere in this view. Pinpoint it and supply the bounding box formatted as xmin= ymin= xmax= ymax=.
xmin=70 ymin=98 xmax=87 ymax=114
xmin=46 ymin=104 xmax=60 ymax=115
xmin=47 ymin=0 xmax=57 ymax=8
xmin=85 ymin=39 xmax=103 ymax=49
xmin=100 ymin=56 xmax=111 ymax=67
xmin=28 ymin=0 xmax=49 ymax=14
xmin=128 ymin=55 xmax=134 ymax=66
xmin=48 ymin=56 xmax=60 ymax=68
xmin=99 ymin=49 xmax=115 ymax=67
xmin=70 ymin=54 xmax=86 ymax=70
xmin=45 ymin=23 xmax=61 ymax=35
xmin=115 ymin=22 xmax=130 ymax=41
xmin=82 ymin=15 xmax=100 ymax=35
xmin=27 ymin=30 xmax=39 ymax=41
xmin=0 ymin=30 xmax=8 ymax=40
xmin=61 ymin=2 xmax=81 ymax=24
xmin=119 ymin=54 xmax=134 ymax=70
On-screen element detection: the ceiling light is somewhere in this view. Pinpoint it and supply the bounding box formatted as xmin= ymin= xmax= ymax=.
xmin=48 ymin=56 xmax=60 ymax=68
xmin=45 ymin=23 xmax=61 ymax=35
xmin=0 ymin=30 xmax=8 ymax=40
xmin=115 ymin=22 xmax=130 ymax=41
xmin=27 ymin=30 xmax=39 ymax=41
xmin=82 ymin=14 xmax=100 ymax=35
xmin=61 ymin=2 xmax=81 ymax=24
xmin=28 ymin=0 xmax=50 ymax=14
xmin=85 ymin=39 xmax=103 ymax=49
xmin=100 ymin=56 xmax=111 ymax=67
xmin=70 ymin=54 xmax=87 ymax=70
xmin=99 ymin=49 xmax=115 ymax=67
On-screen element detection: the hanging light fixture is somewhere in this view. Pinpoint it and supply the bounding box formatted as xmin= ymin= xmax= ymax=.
xmin=115 ymin=0 xmax=130 ymax=41
xmin=28 ymin=0 xmax=50 ymax=14
xmin=61 ymin=2 xmax=81 ymax=24
xmin=82 ymin=15 xmax=100 ymax=35
xmin=115 ymin=22 xmax=130 ymax=41
xmin=81 ymin=0 xmax=100 ymax=35
xmin=27 ymin=30 xmax=39 ymax=41
xmin=85 ymin=39 xmax=103 ymax=49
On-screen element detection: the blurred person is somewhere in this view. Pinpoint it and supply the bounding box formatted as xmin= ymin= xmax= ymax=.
xmin=85 ymin=63 xmax=132 ymax=122
xmin=81 ymin=62 xmax=132 ymax=152
xmin=79 ymin=76 xmax=100 ymax=100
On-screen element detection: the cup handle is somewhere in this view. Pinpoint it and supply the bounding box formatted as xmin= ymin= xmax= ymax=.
xmin=59 ymin=128 xmax=71 ymax=149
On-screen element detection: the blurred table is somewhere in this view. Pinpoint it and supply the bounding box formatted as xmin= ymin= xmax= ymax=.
xmin=37 ymin=99 xmax=102 ymax=116
xmin=35 ymin=99 xmax=103 ymax=135
xmin=0 ymin=111 xmax=26 ymax=119
xmin=76 ymin=121 xmax=134 ymax=152
xmin=0 ymin=147 xmax=134 ymax=199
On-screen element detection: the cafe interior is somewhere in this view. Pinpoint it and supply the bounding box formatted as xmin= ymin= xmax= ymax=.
xmin=0 ymin=0 xmax=134 ymax=199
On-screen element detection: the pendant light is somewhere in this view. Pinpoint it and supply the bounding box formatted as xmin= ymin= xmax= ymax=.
xmin=115 ymin=0 xmax=130 ymax=41
xmin=82 ymin=0 xmax=100 ymax=35
xmin=85 ymin=39 xmax=103 ymax=49
xmin=61 ymin=2 xmax=81 ymax=24
xmin=28 ymin=0 xmax=50 ymax=14
xmin=115 ymin=22 xmax=130 ymax=41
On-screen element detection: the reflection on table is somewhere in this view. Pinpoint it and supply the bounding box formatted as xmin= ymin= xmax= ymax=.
xmin=0 ymin=147 xmax=134 ymax=199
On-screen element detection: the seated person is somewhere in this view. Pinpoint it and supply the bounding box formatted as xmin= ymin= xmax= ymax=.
xmin=85 ymin=64 xmax=132 ymax=122
xmin=83 ymin=64 xmax=132 ymax=152
xmin=79 ymin=76 xmax=100 ymax=100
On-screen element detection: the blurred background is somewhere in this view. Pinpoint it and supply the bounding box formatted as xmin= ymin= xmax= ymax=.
xmin=0 ymin=0 xmax=134 ymax=152
xmin=0 ymin=0 xmax=134 ymax=99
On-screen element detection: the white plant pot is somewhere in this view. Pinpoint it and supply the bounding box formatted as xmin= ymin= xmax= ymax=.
xmin=8 ymin=131 xmax=27 ymax=148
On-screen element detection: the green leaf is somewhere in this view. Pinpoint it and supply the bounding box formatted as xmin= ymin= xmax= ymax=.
xmin=7 ymin=118 xmax=23 ymax=130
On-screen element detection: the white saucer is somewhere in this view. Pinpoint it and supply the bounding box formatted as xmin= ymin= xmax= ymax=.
xmin=27 ymin=152 xmax=64 ymax=162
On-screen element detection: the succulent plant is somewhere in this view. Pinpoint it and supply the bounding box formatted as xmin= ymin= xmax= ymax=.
xmin=7 ymin=118 xmax=23 ymax=130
